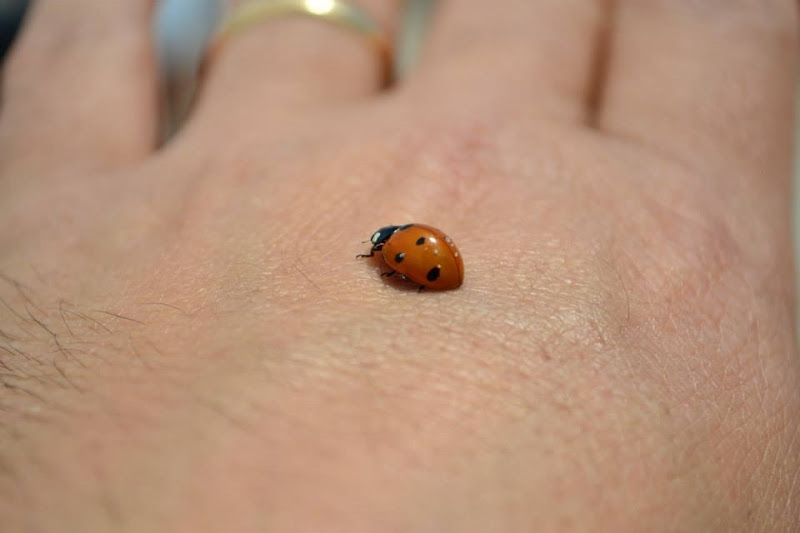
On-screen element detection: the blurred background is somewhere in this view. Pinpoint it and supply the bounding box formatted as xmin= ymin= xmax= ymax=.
xmin=1 ymin=0 xmax=799 ymax=303
xmin=0 ymin=0 xmax=433 ymax=137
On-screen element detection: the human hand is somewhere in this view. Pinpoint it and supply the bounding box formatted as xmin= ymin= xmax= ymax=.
xmin=1 ymin=1 xmax=798 ymax=531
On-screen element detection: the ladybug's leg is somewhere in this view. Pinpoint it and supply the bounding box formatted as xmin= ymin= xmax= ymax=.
xmin=356 ymin=243 xmax=383 ymax=259
xmin=418 ymin=286 xmax=425 ymax=293
xmin=381 ymin=270 xmax=397 ymax=278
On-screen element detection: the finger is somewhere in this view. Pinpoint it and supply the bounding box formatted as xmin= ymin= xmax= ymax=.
xmin=0 ymin=0 xmax=156 ymax=175
xmin=195 ymin=0 xmax=400 ymax=124
xmin=598 ymin=0 xmax=798 ymax=178
xmin=412 ymin=0 xmax=607 ymax=123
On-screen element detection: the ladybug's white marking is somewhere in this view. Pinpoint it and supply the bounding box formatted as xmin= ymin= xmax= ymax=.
xmin=371 ymin=231 xmax=382 ymax=243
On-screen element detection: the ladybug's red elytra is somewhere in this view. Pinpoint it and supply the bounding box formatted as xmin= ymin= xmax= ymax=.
xmin=358 ymin=224 xmax=464 ymax=290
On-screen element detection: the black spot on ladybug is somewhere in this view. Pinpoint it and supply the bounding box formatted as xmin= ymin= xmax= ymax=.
xmin=416 ymin=237 xmax=426 ymax=246
xmin=398 ymin=224 xmax=414 ymax=231
xmin=426 ymin=266 xmax=441 ymax=282
xmin=394 ymin=252 xmax=405 ymax=263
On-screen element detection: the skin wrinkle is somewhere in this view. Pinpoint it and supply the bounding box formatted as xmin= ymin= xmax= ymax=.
xmin=638 ymin=278 xmax=797 ymax=528
xmin=761 ymin=370 xmax=800 ymax=526
xmin=757 ymin=418 xmax=789 ymax=522
xmin=777 ymin=419 xmax=800 ymax=523
xmin=592 ymin=144 xmax=796 ymax=528
xmin=262 ymin=302 xmax=556 ymax=456
xmin=585 ymin=0 xmax=615 ymax=125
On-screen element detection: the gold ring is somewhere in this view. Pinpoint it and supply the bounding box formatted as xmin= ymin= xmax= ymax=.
xmin=207 ymin=0 xmax=393 ymax=87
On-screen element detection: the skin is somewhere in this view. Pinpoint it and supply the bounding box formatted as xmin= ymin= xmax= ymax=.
xmin=0 ymin=0 xmax=798 ymax=531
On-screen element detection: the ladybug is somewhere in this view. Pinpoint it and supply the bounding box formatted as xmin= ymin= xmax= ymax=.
xmin=358 ymin=224 xmax=464 ymax=290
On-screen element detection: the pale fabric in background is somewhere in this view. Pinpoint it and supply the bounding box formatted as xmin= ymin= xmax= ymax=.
xmin=154 ymin=0 xmax=223 ymax=140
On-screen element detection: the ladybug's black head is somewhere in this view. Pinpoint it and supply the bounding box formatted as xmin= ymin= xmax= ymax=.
xmin=370 ymin=225 xmax=401 ymax=247
xmin=369 ymin=224 xmax=416 ymax=251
